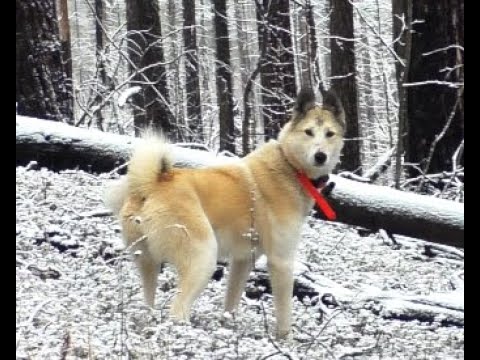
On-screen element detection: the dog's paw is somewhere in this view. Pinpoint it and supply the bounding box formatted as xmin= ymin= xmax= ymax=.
xmin=275 ymin=328 xmax=293 ymax=341
xmin=220 ymin=311 xmax=236 ymax=328
xmin=221 ymin=311 xmax=235 ymax=321
xmin=170 ymin=303 xmax=191 ymax=324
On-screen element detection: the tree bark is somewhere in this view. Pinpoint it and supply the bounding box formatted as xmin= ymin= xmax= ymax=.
xmin=126 ymin=0 xmax=175 ymax=138
xmin=329 ymin=0 xmax=361 ymax=172
xmin=257 ymin=0 xmax=297 ymax=141
xmin=92 ymin=0 xmax=109 ymax=130
xmin=16 ymin=116 xmax=464 ymax=248
xmin=55 ymin=0 xmax=72 ymax=83
xmin=293 ymin=2 xmax=311 ymax=88
xmin=213 ymin=0 xmax=235 ymax=154
xmin=392 ymin=0 xmax=411 ymax=188
xmin=407 ymin=1 xmax=464 ymax=176
xmin=16 ymin=0 xmax=74 ymax=124
xmin=183 ymin=0 xmax=203 ymax=142
xmin=306 ymin=0 xmax=321 ymax=86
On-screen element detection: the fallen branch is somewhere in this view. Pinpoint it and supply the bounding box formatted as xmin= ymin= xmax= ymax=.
xmin=72 ymin=209 xmax=114 ymax=220
xmin=245 ymin=261 xmax=464 ymax=327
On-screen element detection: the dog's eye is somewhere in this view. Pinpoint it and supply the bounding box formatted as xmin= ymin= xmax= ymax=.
xmin=326 ymin=131 xmax=336 ymax=138
xmin=305 ymin=129 xmax=314 ymax=137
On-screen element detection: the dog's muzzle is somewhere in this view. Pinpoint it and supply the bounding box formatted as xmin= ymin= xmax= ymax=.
xmin=314 ymin=151 xmax=327 ymax=166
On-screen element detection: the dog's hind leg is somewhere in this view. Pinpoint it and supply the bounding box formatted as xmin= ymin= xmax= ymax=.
xmin=135 ymin=252 xmax=158 ymax=308
xmin=169 ymin=224 xmax=218 ymax=321
xmin=120 ymin=205 xmax=159 ymax=308
xmin=224 ymin=258 xmax=251 ymax=312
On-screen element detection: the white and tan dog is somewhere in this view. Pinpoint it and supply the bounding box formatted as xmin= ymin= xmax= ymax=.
xmin=104 ymin=88 xmax=346 ymax=338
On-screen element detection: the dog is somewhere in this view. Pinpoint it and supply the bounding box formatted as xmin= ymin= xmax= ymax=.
xmin=104 ymin=87 xmax=345 ymax=338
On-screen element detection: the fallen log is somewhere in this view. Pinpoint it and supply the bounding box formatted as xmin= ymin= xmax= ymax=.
xmin=16 ymin=116 xmax=464 ymax=248
xmin=16 ymin=116 xmax=227 ymax=172
xmin=328 ymin=177 xmax=464 ymax=248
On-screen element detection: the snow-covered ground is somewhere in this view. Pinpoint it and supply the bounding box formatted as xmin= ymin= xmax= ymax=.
xmin=16 ymin=166 xmax=464 ymax=359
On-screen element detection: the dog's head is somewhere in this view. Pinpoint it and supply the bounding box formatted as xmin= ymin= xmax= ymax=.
xmin=278 ymin=87 xmax=346 ymax=178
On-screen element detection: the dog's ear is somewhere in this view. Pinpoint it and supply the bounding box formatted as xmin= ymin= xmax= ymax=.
xmin=322 ymin=88 xmax=346 ymax=131
xmin=294 ymin=88 xmax=316 ymax=117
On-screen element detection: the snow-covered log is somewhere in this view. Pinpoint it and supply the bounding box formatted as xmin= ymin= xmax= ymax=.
xmin=328 ymin=177 xmax=464 ymax=248
xmin=16 ymin=116 xmax=464 ymax=248
xmin=16 ymin=116 xmax=227 ymax=172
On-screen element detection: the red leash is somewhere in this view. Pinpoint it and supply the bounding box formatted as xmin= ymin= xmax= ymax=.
xmin=296 ymin=172 xmax=337 ymax=221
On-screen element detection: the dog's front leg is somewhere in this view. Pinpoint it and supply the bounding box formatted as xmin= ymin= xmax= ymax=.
xmin=225 ymin=257 xmax=252 ymax=312
xmin=267 ymin=255 xmax=294 ymax=339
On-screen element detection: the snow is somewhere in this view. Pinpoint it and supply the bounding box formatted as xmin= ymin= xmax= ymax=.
xmin=16 ymin=166 xmax=464 ymax=359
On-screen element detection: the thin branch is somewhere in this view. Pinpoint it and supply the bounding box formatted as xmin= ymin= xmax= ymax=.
xmin=423 ymin=45 xmax=465 ymax=57
xmin=402 ymin=81 xmax=464 ymax=89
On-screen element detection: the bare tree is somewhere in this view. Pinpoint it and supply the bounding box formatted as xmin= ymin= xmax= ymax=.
xmin=183 ymin=0 xmax=203 ymax=142
xmin=165 ymin=0 xmax=184 ymax=131
xmin=241 ymin=1 xmax=265 ymax=155
xmin=392 ymin=0 xmax=411 ymax=187
xmin=213 ymin=0 xmax=235 ymax=153
xmin=90 ymin=0 xmax=110 ymax=130
xmin=305 ymin=0 xmax=322 ymax=86
xmin=257 ymin=0 xmax=297 ymax=141
xmin=126 ymin=0 xmax=175 ymax=138
xmin=292 ymin=2 xmax=311 ymax=88
xmin=56 ymin=0 xmax=72 ymax=83
xmin=329 ymin=0 xmax=361 ymax=173
xmin=333 ymin=0 xmax=398 ymax=187
xmin=394 ymin=0 xmax=464 ymax=178
xmin=16 ymin=0 xmax=73 ymax=123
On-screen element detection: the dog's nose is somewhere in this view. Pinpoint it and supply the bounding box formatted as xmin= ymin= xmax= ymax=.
xmin=314 ymin=151 xmax=327 ymax=165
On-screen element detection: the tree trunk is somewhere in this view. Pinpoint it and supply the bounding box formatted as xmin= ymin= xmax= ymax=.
xmin=92 ymin=0 xmax=109 ymax=130
xmin=16 ymin=0 xmax=74 ymax=124
xmin=242 ymin=1 xmax=267 ymax=156
xmin=306 ymin=0 xmax=321 ymax=86
xmin=329 ymin=0 xmax=361 ymax=173
xmin=125 ymin=0 xmax=175 ymax=138
xmin=404 ymin=1 xmax=464 ymax=177
xmin=183 ymin=0 xmax=203 ymax=142
xmin=358 ymin=19 xmax=377 ymax=163
xmin=392 ymin=0 xmax=412 ymax=188
xmin=166 ymin=0 xmax=184 ymax=131
xmin=257 ymin=0 xmax=297 ymax=141
xmin=16 ymin=116 xmax=464 ymax=248
xmin=55 ymin=0 xmax=72 ymax=83
xmin=236 ymin=2 xmax=255 ymax=156
xmin=213 ymin=0 xmax=235 ymax=154
xmin=293 ymin=2 xmax=311 ymax=88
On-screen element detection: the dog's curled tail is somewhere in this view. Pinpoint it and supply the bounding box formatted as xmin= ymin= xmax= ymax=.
xmin=103 ymin=136 xmax=172 ymax=217
xmin=127 ymin=135 xmax=173 ymax=198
